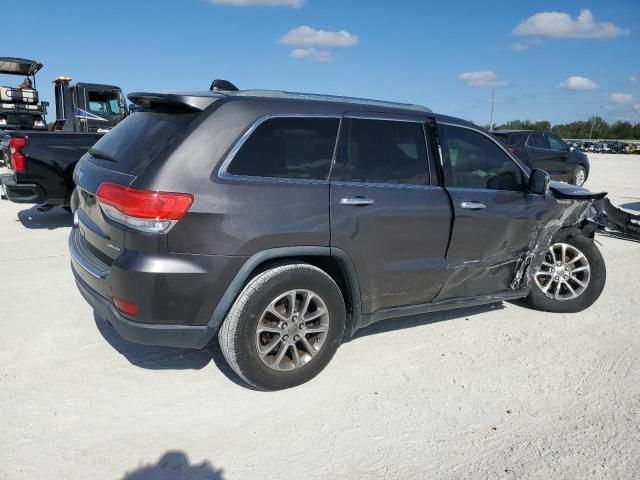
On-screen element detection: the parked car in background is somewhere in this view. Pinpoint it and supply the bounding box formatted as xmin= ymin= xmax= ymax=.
xmin=69 ymin=86 xmax=607 ymax=390
xmin=492 ymin=130 xmax=590 ymax=186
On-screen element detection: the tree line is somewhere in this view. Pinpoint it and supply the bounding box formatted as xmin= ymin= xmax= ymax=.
xmin=489 ymin=117 xmax=640 ymax=140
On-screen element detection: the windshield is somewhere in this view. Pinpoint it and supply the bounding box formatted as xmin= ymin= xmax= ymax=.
xmin=87 ymin=90 xmax=125 ymax=116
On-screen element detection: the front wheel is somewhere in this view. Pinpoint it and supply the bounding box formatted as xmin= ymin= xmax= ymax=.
xmin=571 ymin=166 xmax=587 ymax=187
xmin=526 ymin=236 xmax=606 ymax=313
xmin=219 ymin=263 xmax=346 ymax=390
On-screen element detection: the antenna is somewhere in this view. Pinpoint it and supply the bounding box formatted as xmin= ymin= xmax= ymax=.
xmin=489 ymin=89 xmax=495 ymax=131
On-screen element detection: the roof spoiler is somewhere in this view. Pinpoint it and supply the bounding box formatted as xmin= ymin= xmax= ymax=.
xmin=127 ymin=92 xmax=223 ymax=112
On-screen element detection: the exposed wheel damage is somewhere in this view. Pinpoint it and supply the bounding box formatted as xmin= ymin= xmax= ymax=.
xmin=510 ymin=181 xmax=607 ymax=292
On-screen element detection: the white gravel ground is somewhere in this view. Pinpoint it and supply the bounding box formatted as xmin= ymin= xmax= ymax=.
xmin=1 ymin=154 xmax=639 ymax=480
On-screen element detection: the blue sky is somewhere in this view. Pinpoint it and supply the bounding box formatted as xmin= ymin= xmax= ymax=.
xmin=5 ymin=0 xmax=639 ymax=125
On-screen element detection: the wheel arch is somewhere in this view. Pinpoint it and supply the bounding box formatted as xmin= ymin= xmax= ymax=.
xmin=208 ymin=246 xmax=362 ymax=338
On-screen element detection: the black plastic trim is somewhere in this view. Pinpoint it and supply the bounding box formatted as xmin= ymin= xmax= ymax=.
xmin=360 ymin=290 xmax=528 ymax=328
xmin=0 ymin=173 xmax=45 ymax=203
xmin=73 ymin=267 xmax=213 ymax=349
xmin=208 ymin=246 xmax=362 ymax=337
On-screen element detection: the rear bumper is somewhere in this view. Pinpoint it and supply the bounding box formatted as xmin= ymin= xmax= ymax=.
xmin=72 ymin=266 xmax=215 ymax=349
xmin=0 ymin=173 xmax=45 ymax=203
xmin=68 ymin=224 xmax=246 ymax=349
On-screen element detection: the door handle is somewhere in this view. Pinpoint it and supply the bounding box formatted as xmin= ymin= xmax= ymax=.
xmin=340 ymin=197 xmax=375 ymax=206
xmin=460 ymin=201 xmax=486 ymax=210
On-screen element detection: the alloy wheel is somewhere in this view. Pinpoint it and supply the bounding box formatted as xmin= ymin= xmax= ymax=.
xmin=574 ymin=167 xmax=586 ymax=187
xmin=255 ymin=289 xmax=330 ymax=371
xmin=534 ymin=242 xmax=591 ymax=301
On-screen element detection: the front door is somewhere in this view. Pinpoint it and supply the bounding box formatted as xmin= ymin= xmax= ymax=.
xmin=330 ymin=116 xmax=452 ymax=314
xmin=526 ymin=132 xmax=570 ymax=179
xmin=435 ymin=123 xmax=550 ymax=300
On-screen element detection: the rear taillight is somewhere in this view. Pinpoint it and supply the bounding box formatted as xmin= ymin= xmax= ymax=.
xmin=10 ymin=137 xmax=28 ymax=173
xmin=96 ymin=182 xmax=193 ymax=233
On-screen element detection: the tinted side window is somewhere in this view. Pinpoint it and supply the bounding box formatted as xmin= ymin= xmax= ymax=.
xmin=528 ymin=133 xmax=550 ymax=149
xmin=228 ymin=117 xmax=339 ymax=180
xmin=546 ymin=133 xmax=566 ymax=151
xmin=439 ymin=124 xmax=523 ymax=191
xmin=334 ymin=119 xmax=429 ymax=185
xmin=508 ymin=133 xmax=526 ymax=146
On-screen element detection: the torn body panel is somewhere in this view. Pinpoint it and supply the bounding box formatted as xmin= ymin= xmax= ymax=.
xmin=593 ymin=198 xmax=640 ymax=243
xmin=510 ymin=182 xmax=608 ymax=291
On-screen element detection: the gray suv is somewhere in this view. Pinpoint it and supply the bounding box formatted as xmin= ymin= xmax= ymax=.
xmin=70 ymin=86 xmax=606 ymax=390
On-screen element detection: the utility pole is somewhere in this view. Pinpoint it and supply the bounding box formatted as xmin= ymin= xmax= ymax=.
xmin=589 ymin=116 xmax=595 ymax=140
xmin=489 ymin=88 xmax=495 ymax=131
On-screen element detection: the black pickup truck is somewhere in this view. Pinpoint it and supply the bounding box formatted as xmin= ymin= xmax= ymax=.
xmin=1 ymin=131 xmax=101 ymax=210
xmin=0 ymin=58 xmax=127 ymax=211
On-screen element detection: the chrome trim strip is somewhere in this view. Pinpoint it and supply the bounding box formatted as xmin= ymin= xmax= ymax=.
xmin=330 ymin=180 xmax=443 ymax=191
xmin=344 ymin=113 xmax=430 ymax=123
xmin=68 ymin=228 xmax=110 ymax=279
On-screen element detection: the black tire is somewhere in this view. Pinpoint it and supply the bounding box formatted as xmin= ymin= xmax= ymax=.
xmin=571 ymin=166 xmax=587 ymax=187
xmin=219 ymin=263 xmax=346 ymax=390
xmin=64 ymin=187 xmax=80 ymax=214
xmin=526 ymin=236 xmax=606 ymax=313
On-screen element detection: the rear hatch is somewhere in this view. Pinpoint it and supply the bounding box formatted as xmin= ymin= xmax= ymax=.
xmin=72 ymin=95 xmax=216 ymax=268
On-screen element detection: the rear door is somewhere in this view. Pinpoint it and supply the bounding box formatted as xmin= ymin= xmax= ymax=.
xmin=526 ymin=133 xmax=569 ymax=178
xmin=330 ymin=114 xmax=452 ymax=314
xmin=435 ymin=122 xmax=549 ymax=300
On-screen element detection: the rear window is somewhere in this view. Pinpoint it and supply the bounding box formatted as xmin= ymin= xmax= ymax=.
xmin=88 ymin=111 xmax=197 ymax=176
xmin=227 ymin=117 xmax=339 ymax=180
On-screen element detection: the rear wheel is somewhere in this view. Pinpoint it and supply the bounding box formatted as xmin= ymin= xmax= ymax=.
xmin=219 ymin=263 xmax=346 ymax=390
xmin=572 ymin=166 xmax=587 ymax=187
xmin=526 ymin=236 xmax=605 ymax=313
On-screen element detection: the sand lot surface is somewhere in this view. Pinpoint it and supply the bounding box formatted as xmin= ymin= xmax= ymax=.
xmin=1 ymin=154 xmax=639 ymax=479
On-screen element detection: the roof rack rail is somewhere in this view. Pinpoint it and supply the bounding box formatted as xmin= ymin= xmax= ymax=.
xmin=228 ymin=89 xmax=432 ymax=113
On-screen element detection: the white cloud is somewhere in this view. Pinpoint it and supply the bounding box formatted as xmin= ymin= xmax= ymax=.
xmin=510 ymin=42 xmax=530 ymax=52
xmin=556 ymin=76 xmax=599 ymax=90
xmin=513 ymin=9 xmax=627 ymax=39
xmin=609 ymin=93 xmax=635 ymax=105
xmin=210 ymin=0 xmax=303 ymax=7
xmin=458 ymin=71 xmax=509 ymax=88
xmin=281 ymin=26 xmax=359 ymax=48
xmin=290 ymin=48 xmax=332 ymax=63
xmin=631 ymin=75 xmax=639 ymax=84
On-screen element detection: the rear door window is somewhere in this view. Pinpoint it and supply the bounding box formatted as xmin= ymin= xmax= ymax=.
xmin=507 ymin=133 xmax=526 ymax=146
xmin=227 ymin=117 xmax=339 ymax=180
xmin=527 ymin=133 xmax=550 ymax=149
xmin=332 ymin=118 xmax=430 ymax=185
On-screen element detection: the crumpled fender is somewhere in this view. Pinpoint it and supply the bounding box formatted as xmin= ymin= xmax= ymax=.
xmin=510 ymin=183 xmax=607 ymax=291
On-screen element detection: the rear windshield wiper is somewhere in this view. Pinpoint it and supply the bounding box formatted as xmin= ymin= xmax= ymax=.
xmin=89 ymin=148 xmax=116 ymax=162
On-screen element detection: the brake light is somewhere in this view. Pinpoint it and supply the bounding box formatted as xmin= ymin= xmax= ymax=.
xmin=10 ymin=137 xmax=28 ymax=173
xmin=113 ymin=297 xmax=138 ymax=316
xmin=96 ymin=182 xmax=193 ymax=233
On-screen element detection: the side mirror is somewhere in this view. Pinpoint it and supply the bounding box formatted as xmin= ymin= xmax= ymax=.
xmin=529 ymin=168 xmax=550 ymax=195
